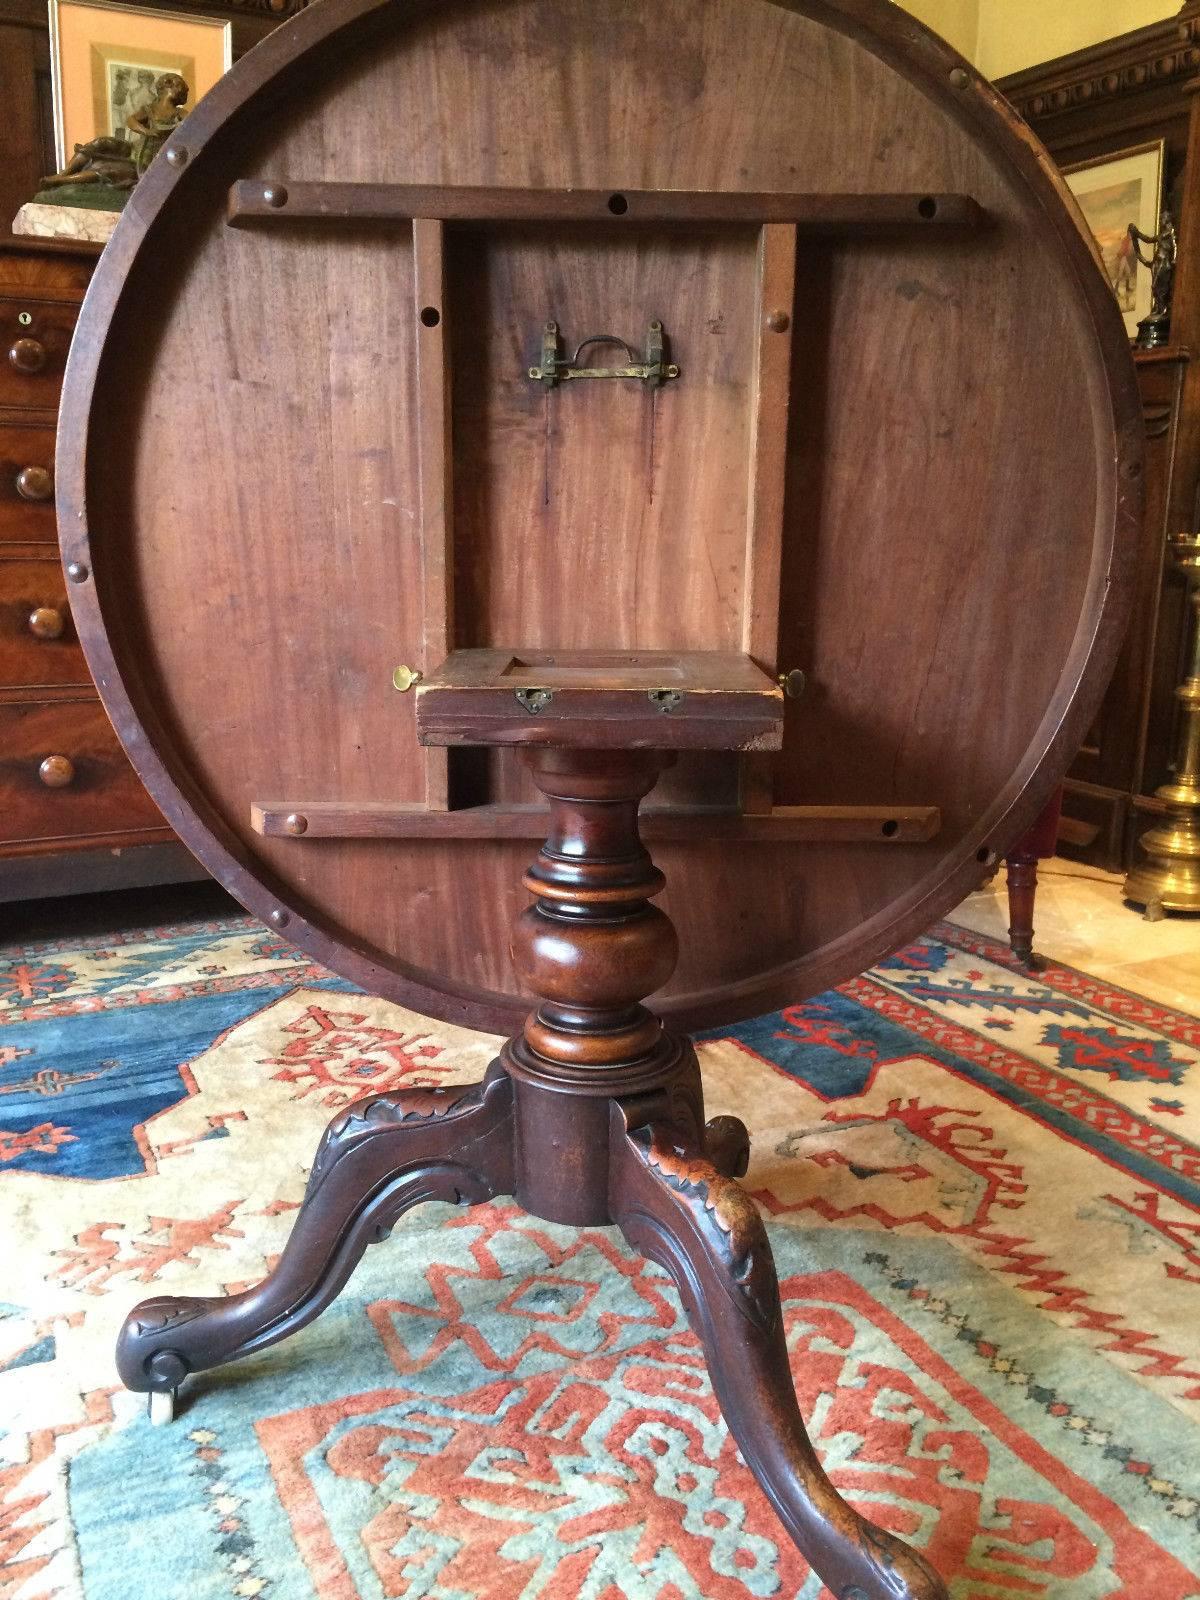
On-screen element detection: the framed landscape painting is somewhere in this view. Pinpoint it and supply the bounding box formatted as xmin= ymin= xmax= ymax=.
xmin=1065 ymin=141 xmax=1164 ymax=339
xmin=48 ymin=0 xmax=231 ymax=169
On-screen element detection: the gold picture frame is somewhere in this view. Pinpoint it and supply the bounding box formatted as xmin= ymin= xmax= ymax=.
xmin=48 ymin=0 xmax=231 ymax=169
xmin=1065 ymin=140 xmax=1165 ymax=340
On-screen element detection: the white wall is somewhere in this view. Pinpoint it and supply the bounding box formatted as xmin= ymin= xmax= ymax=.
xmin=976 ymin=0 xmax=1180 ymax=79
xmin=900 ymin=0 xmax=978 ymax=60
xmin=896 ymin=0 xmax=1181 ymax=78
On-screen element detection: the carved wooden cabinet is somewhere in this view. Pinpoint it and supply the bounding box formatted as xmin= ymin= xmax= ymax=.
xmin=1060 ymin=349 xmax=1190 ymax=864
xmin=1000 ymin=2 xmax=1200 ymax=873
xmin=0 ymin=236 xmax=200 ymax=900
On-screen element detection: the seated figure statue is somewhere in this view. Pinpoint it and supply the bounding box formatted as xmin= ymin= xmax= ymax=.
xmin=39 ymin=136 xmax=138 ymax=190
xmin=39 ymin=72 xmax=190 ymax=195
xmin=125 ymin=72 xmax=190 ymax=174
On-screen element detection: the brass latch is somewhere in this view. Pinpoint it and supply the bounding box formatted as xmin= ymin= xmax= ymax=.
xmin=528 ymin=321 xmax=680 ymax=389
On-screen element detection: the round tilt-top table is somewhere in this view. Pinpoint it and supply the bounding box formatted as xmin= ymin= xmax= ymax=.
xmin=57 ymin=1 xmax=1140 ymax=1594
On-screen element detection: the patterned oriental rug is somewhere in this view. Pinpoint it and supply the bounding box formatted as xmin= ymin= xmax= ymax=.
xmin=1 ymin=912 xmax=1198 ymax=1599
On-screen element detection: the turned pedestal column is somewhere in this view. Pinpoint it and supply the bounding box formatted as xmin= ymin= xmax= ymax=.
xmin=503 ymin=747 xmax=726 ymax=1223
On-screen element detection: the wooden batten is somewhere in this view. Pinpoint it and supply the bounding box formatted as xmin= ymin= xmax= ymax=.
xmin=228 ymin=182 xmax=984 ymax=231
xmin=412 ymin=217 xmax=453 ymax=808
xmin=740 ymin=222 xmax=798 ymax=814
xmin=250 ymin=799 xmax=942 ymax=843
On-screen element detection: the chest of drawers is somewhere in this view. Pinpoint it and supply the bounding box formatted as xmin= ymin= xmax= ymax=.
xmin=0 ymin=237 xmax=201 ymax=901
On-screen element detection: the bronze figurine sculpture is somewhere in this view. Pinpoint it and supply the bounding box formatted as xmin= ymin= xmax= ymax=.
xmin=37 ymin=71 xmax=190 ymax=205
xmin=1130 ymin=208 xmax=1177 ymax=349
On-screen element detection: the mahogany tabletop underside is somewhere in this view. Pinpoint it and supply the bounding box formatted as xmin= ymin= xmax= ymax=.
xmin=58 ymin=0 xmax=1140 ymax=1032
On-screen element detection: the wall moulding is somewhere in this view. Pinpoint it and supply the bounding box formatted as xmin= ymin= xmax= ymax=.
xmin=999 ymin=3 xmax=1200 ymax=125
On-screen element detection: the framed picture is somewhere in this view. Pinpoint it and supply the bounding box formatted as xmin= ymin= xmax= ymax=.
xmin=48 ymin=0 xmax=231 ymax=170
xmin=1065 ymin=140 xmax=1165 ymax=339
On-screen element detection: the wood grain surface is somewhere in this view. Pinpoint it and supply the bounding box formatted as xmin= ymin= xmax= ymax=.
xmin=57 ymin=0 xmax=1141 ymax=1032
xmin=0 ymin=423 xmax=57 ymax=543
xmin=0 ymin=695 xmax=167 ymax=848
xmin=0 ymin=553 xmax=84 ymax=687
xmin=227 ymin=180 xmax=985 ymax=229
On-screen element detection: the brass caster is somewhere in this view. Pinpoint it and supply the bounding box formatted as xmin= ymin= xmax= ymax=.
xmin=147 ymin=1387 xmax=177 ymax=1426
xmin=1143 ymin=899 xmax=1166 ymax=923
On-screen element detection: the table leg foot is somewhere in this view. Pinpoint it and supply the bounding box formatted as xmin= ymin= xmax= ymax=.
xmin=610 ymin=1109 xmax=948 ymax=1600
xmin=116 ymin=1063 xmax=514 ymax=1398
xmin=147 ymin=1387 xmax=176 ymax=1425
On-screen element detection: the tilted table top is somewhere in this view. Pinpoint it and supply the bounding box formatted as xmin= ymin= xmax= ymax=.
xmin=57 ymin=0 xmax=1140 ymax=1032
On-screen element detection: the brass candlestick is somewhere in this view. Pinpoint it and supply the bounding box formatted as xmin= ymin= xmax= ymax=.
xmin=1124 ymin=529 xmax=1200 ymax=915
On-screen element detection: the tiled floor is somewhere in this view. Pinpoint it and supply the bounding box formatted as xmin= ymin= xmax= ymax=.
xmin=952 ymin=856 xmax=1200 ymax=1013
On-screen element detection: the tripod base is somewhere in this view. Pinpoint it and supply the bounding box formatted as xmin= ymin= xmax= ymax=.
xmin=117 ymin=739 xmax=946 ymax=1598
xmin=117 ymin=1044 xmax=945 ymax=1600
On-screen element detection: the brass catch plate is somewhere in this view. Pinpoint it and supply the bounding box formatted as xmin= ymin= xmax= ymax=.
xmin=529 ymin=321 xmax=680 ymax=388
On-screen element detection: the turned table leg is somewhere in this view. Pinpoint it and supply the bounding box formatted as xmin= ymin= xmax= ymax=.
xmin=1003 ymin=787 xmax=1062 ymax=969
xmin=1005 ymin=850 xmax=1039 ymax=967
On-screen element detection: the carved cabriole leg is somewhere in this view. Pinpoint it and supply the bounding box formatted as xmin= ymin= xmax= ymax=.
xmin=609 ymin=1112 xmax=948 ymax=1600
xmin=115 ymin=1063 xmax=514 ymax=1398
xmin=503 ymin=747 xmax=941 ymax=1599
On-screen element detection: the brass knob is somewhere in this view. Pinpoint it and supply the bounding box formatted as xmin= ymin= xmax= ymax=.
xmin=39 ymin=754 xmax=75 ymax=788
xmin=28 ymin=606 xmax=65 ymax=640
xmin=392 ymin=664 xmax=422 ymax=692
xmin=9 ymin=338 xmax=46 ymax=374
xmin=16 ymin=465 xmax=53 ymax=501
xmin=779 ymin=668 xmax=808 ymax=700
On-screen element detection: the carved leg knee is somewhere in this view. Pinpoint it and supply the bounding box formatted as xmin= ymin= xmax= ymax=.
xmin=116 ymin=1064 xmax=514 ymax=1398
xmin=610 ymin=1111 xmax=948 ymax=1600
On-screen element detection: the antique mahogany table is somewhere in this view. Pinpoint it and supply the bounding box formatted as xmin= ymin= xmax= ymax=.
xmin=57 ymin=1 xmax=1140 ymax=1595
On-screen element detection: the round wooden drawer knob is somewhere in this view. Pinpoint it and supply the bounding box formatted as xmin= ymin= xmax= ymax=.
xmin=38 ymin=754 xmax=76 ymax=788
xmin=28 ymin=606 xmax=65 ymax=640
xmin=16 ymin=465 xmax=53 ymax=501
xmin=9 ymin=338 xmax=47 ymax=374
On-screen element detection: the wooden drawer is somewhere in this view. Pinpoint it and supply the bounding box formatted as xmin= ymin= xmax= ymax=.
xmin=0 ymin=421 xmax=56 ymax=543
xmin=0 ymin=698 xmax=167 ymax=845
xmin=0 ymin=244 xmax=96 ymax=300
xmin=0 ymin=556 xmax=86 ymax=687
xmin=0 ymin=295 xmax=81 ymax=413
